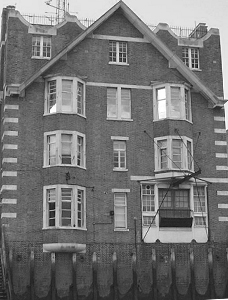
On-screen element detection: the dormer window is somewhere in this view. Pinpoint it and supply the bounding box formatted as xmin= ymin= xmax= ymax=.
xmin=182 ymin=48 xmax=199 ymax=70
xmin=153 ymin=84 xmax=191 ymax=122
xmin=154 ymin=136 xmax=193 ymax=172
xmin=44 ymin=76 xmax=85 ymax=116
xmin=32 ymin=36 xmax=51 ymax=59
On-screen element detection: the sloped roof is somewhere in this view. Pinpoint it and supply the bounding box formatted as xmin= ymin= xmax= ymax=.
xmin=17 ymin=1 xmax=221 ymax=106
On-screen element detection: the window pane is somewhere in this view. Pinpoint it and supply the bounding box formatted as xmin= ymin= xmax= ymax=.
xmin=143 ymin=216 xmax=156 ymax=226
xmin=114 ymin=193 xmax=127 ymax=228
xmin=32 ymin=36 xmax=41 ymax=57
xmin=191 ymin=48 xmax=199 ymax=69
xmin=157 ymin=88 xmax=166 ymax=119
xmin=182 ymin=48 xmax=189 ymax=67
xmin=47 ymin=188 xmax=56 ymax=227
xmin=121 ymin=89 xmax=131 ymax=119
xmin=61 ymin=134 xmax=72 ymax=164
xmin=119 ymin=42 xmax=127 ymax=63
xmin=194 ymin=186 xmax=206 ymax=212
xmin=187 ymin=140 xmax=192 ymax=170
xmin=185 ymin=89 xmax=191 ymax=120
xmin=158 ymin=140 xmax=167 ymax=169
xmin=77 ymin=189 xmax=84 ymax=228
xmin=172 ymin=140 xmax=182 ymax=168
xmin=170 ymin=87 xmax=181 ymax=118
xmin=107 ymin=88 xmax=117 ymax=118
xmin=194 ymin=216 xmax=206 ymax=226
xmin=77 ymin=136 xmax=84 ymax=166
xmin=61 ymin=188 xmax=72 ymax=226
xmin=47 ymin=135 xmax=56 ymax=165
xmin=142 ymin=185 xmax=155 ymax=212
xmin=77 ymin=82 xmax=84 ymax=115
xmin=159 ymin=189 xmax=172 ymax=208
xmin=48 ymin=80 xmax=57 ymax=113
xmin=43 ymin=37 xmax=51 ymax=58
xmin=113 ymin=141 xmax=126 ymax=169
xmin=109 ymin=41 xmax=117 ymax=62
xmin=62 ymin=80 xmax=73 ymax=112
xmin=175 ymin=190 xmax=189 ymax=208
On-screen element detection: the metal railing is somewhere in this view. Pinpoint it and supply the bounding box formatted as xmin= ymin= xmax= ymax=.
xmin=0 ymin=225 xmax=13 ymax=300
xmin=21 ymin=14 xmax=207 ymax=39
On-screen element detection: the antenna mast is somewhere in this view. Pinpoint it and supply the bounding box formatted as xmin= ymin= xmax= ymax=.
xmin=45 ymin=0 xmax=69 ymax=23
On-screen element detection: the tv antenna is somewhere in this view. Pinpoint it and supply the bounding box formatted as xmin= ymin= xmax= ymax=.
xmin=45 ymin=0 xmax=69 ymax=23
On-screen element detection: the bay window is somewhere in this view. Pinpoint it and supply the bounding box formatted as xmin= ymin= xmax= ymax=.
xmin=153 ymin=84 xmax=191 ymax=121
xmin=44 ymin=130 xmax=86 ymax=168
xmin=154 ymin=136 xmax=193 ymax=172
xmin=43 ymin=185 xmax=86 ymax=229
xmin=45 ymin=76 xmax=85 ymax=116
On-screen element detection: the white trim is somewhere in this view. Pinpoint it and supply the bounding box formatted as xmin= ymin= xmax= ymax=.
xmin=216 ymin=166 xmax=228 ymax=171
xmin=111 ymin=136 xmax=129 ymax=141
xmin=1 ymin=185 xmax=17 ymax=192
xmin=2 ymin=158 xmax=17 ymax=163
xmin=214 ymin=116 xmax=225 ymax=121
xmin=215 ymin=141 xmax=227 ymax=146
xmin=92 ymin=34 xmax=150 ymax=43
xmin=112 ymin=189 xmax=130 ymax=193
xmin=2 ymin=199 xmax=17 ymax=204
xmin=87 ymin=82 xmax=151 ymax=90
xmin=1 ymin=213 xmax=17 ymax=218
xmin=3 ymin=118 xmax=18 ymax=124
xmin=202 ymin=178 xmax=228 ymax=183
xmin=4 ymin=105 xmax=19 ymax=111
xmin=217 ymin=191 xmax=228 ymax=196
xmin=219 ymin=217 xmax=228 ymax=221
xmin=214 ymin=128 xmax=226 ymax=134
xmin=3 ymin=144 xmax=18 ymax=150
xmin=216 ymin=153 xmax=227 ymax=158
xmin=218 ymin=204 xmax=228 ymax=209
xmin=2 ymin=171 xmax=17 ymax=177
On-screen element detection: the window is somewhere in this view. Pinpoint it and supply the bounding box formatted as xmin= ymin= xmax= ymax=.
xmin=32 ymin=36 xmax=51 ymax=59
xmin=142 ymin=185 xmax=156 ymax=226
xmin=109 ymin=41 xmax=127 ymax=64
xmin=155 ymin=136 xmax=193 ymax=172
xmin=107 ymin=87 xmax=131 ymax=120
xmin=113 ymin=141 xmax=127 ymax=170
xmin=45 ymin=77 xmax=85 ymax=115
xmin=153 ymin=84 xmax=191 ymax=121
xmin=44 ymin=131 xmax=85 ymax=168
xmin=182 ymin=48 xmax=199 ymax=70
xmin=114 ymin=193 xmax=127 ymax=229
xmin=43 ymin=185 xmax=86 ymax=229
xmin=193 ymin=186 xmax=207 ymax=226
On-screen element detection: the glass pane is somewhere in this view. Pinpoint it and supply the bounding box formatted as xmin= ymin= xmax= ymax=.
xmin=107 ymin=88 xmax=117 ymax=118
xmin=159 ymin=189 xmax=172 ymax=208
xmin=77 ymin=189 xmax=84 ymax=227
xmin=61 ymin=188 xmax=72 ymax=226
xmin=77 ymin=82 xmax=84 ymax=115
xmin=48 ymin=135 xmax=56 ymax=165
xmin=48 ymin=80 xmax=56 ymax=113
xmin=61 ymin=134 xmax=72 ymax=164
xmin=109 ymin=41 xmax=117 ymax=62
xmin=77 ymin=136 xmax=84 ymax=166
xmin=175 ymin=190 xmax=189 ymax=208
xmin=170 ymin=87 xmax=181 ymax=118
xmin=121 ymin=89 xmax=131 ymax=119
xmin=62 ymin=80 xmax=72 ymax=112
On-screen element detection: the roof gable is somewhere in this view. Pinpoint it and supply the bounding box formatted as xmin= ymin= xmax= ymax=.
xmin=17 ymin=1 xmax=220 ymax=106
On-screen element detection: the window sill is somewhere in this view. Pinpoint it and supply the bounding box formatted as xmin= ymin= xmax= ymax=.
xmin=43 ymin=112 xmax=86 ymax=118
xmin=107 ymin=118 xmax=133 ymax=122
xmin=43 ymin=165 xmax=86 ymax=170
xmin=113 ymin=168 xmax=128 ymax=172
xmin=114 ymin=228 xmax=129 ymax=232
xmin=42 ymin=227 xmax=87 ymax=231
xmin=191 ymin=68 xmax=202 ymax=72
xmin=108 ymin=62 xmax=129 ymax=66
xmin=31 ymin=56 xmax=51 ymax=60
xmin=153 ymin=118 xmax=193 ymax=124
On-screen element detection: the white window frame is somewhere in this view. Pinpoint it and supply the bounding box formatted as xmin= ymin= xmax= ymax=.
xmin=141 ymin=183 xmax=207 ymax=228
xmin=44 ymin=130 xmax=86 ymax=168
xmin=154 ymin=136 xmax=194 ymax=172
xmin=182 ymin=47 xmax=200 ymax=70
xmin=44 ymin=76 xmax=86 ymax=116
xmin=193 ymin=185 xmax=207 ymax=227
xmin=141 ymin=184 xmax=157 ymax=227
xmin=109 ymin=41 xmax=128 ymax=65
xmin=107 ymin=87 xmax=131 ymax=120
xmin=32 ymin=36 xmax=51 ymax=59
xmin=113 ymin=192 xmax=128 ymax=231
xmin=153 ymin=83 xmax=192 ymax=122
xmin=111 ymin=136 xmax=129 ymax=171
xmin=43 ymin=185 xmax=86 ymax=229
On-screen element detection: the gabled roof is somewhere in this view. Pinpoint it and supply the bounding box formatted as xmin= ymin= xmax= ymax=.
xmin=17 ymin=1 xmax=221 ymax=106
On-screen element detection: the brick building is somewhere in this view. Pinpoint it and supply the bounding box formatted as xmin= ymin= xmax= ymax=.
xmin=0 ymin=1 xmax=228 ymax=299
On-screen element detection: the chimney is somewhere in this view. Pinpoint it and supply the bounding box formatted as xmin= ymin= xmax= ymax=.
xmin=6 ymin=5 xmax=16 ymax=10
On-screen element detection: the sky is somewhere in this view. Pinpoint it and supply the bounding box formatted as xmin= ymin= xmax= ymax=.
xmin=0 ymin=0 xmax=228 ymax=101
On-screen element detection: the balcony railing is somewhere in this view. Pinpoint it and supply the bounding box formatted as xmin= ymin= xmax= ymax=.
xmin=159 ymin=208 xmax=193 ymax=227
xmin=21 ymin=14 xmax=207 ymax=39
